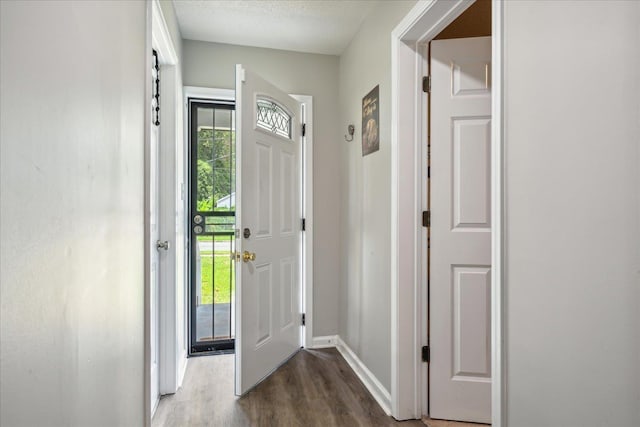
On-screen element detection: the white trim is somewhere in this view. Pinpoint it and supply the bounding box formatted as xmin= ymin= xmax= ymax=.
xmin=310 ymin=335 xmax=338 ymax=349
xmin=418 ymin=41 xmax=430 ymax=418
xmin=291 ymin=94 xmax=314 ymax=351
xmin=233 ymin=66 xmax=244 ymax=395
xmin=178 ymin=353 xmax=188 ymax=388
xmin=184 ymin=86 xmax=234 ymax=102
xmin=491 ymin=1 xmax=506 ymax=425
xmin=335 ymin=337 xmax=392 ymax=416
xmin=151 ymin=0 xmax=187 ymax=413
xmin=144 ymin=2 xmax=153 ymax=425
xmin=390 ymin=0 xmax=505 ymax=423
xmin=151 ymin=0 xmax=177 ymax=65
xmin=158 ymin=63 xmax=184 ymax=397
xmin=158 ymin=64 xmax=178 ymax=396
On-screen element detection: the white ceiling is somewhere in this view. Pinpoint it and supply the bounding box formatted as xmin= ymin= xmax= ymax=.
xmin=173 ymin=0 xmax=377 ymax=55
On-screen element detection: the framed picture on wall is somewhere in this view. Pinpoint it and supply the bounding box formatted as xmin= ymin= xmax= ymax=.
xmin=362 ymin=85 xmax=379 ymax=156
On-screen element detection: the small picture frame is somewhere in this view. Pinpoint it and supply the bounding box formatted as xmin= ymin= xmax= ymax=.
xmin=362 ymin=85 xmax=380 ymax=156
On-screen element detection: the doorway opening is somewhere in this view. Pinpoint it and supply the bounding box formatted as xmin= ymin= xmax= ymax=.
xmin=391 ymin=0 xmax=504 ymax=424
xmin=426 ymin=2 xmax=492 ymax=424
xmin=176 ymin=81 xmax=313 ymax=404
xmin=188 ymin=99 xmax=237 ymax=355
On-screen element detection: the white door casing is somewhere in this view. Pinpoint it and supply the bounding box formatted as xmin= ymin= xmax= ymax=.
xmin=149 ymin=59 xmax=161 ymax=413
xmin=235 ymin=65 xmax=303 ymax=395
xmin=429 ymin=36 xmax=492 ymax=424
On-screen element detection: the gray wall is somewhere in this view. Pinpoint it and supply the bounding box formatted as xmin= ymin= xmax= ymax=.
xmin=337 ymin=0 xmax=417 ymax=392
xmin=0 ymin=1 xmax=146 ymax=426
xmin=183 ymin=40 xmax=341 ymax=337
xmin=504 ymin=1 xmax=640 ymax=426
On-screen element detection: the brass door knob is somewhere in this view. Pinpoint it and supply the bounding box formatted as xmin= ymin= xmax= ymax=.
xmin=242 ymin=251 xmax=256 ymax=262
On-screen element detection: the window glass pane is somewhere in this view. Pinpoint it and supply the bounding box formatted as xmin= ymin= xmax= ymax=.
xmin=256 ymin=98 xmax=291 ymax=139
xmin=195 ymin=232 xmax=235 ymax=342
xmin=204 ymin=215 xmax=235 ymax=234
xmin=196 ymin=107 xmax=214 ymax=212
xmin=213 ymin=108 xmax=235 ymax=213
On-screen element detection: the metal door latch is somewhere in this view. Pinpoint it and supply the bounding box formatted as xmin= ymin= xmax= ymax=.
xmin=156 ymin=240 xmax=170 ymax=251
xmin=242 ymin=251 xmax=256 ymax=262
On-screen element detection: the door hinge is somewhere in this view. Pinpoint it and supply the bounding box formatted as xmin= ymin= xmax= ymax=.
xmin=422 ymin=345 xmax=430 ymax=363
xmin=302 ymin=123 xmax=306 ymax=137
xmin=422 ymin=210 xmax=430 ymax=228
xmin=422 ymin=76 xmax=431 ymax=93
xmin=302 ymin=218 xmax=306 ymax=231
xmin=302 ymin=313 xmax=306 ymax=326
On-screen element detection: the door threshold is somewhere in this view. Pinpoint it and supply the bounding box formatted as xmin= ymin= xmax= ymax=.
xmin=189 ymin=348 xmax=235 ymax=357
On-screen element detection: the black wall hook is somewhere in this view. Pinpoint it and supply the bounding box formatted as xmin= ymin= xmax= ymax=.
xmin=345 ymin=124 xmax=355 ymax=142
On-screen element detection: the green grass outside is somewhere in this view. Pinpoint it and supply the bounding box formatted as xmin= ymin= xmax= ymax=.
xmin=196 ymin=234 xmax=234 ymax=242
xmin=200 ymin=250 xmax=235 ymax=304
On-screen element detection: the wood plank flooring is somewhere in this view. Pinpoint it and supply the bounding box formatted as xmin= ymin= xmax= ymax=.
xmin=152 ymin=348 xmax=426 ymax=427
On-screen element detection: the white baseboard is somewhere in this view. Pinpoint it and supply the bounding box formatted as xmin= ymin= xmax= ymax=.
xmin=177 ymin=351 xmax=188 ymax=389
xmin=310 ymin=335 xmax=339 ymax=349
xmin=335 ymin=336 xmax=392 ymax=416
xmin=307 ymin=335 xmax=391 ymax=416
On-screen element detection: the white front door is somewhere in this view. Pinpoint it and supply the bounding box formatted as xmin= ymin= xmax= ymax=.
xmin=429 ymin=36 xmax=492 ymax=423
xmin=235 ymin=65 xmax=302 ymax=395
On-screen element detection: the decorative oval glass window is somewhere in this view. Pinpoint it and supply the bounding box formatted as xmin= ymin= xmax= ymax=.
xmin=256 ymin=98 xmax=291 ymax=139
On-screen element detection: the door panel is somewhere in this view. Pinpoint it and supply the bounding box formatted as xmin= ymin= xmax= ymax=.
xmin=280 ymin=257 xmax=295 ymax=328
xmin=280 ymin=151 xmax=295 ymax=234
xmin=453 ymin=118 xmax=491 ymax=228
xmin=452 ymin=266 xmax=491 ymax=379
xmin=255 ymin=142 xmax=273 ymax=237
xmin=430 ymin=36 xmax=492 ymax=424
xmin=255 ymin=264 xmax=272 ymax=345
xmin=235 ymin=65 xmax=302 ymax=395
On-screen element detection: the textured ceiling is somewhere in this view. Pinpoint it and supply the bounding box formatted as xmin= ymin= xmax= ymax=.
xmin=173 ymin=0 xmax=377 ymax=55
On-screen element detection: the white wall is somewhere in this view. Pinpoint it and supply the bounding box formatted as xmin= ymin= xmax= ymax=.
xmin=183 ymin=40 xmax=342 ymax=337
xmin=0 ymin=1 xmax=147 ymax=426
xmin=338 ymin=0 xmax=417 ymax=392
xmin=503 ymin=1 xmax=640 ymax=425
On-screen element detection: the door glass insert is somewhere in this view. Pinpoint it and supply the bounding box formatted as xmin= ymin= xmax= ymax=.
xmin=256 ymin=98 xmax=291 ymax=139
xmin=190 ymin=100 xmax=236 ymax=354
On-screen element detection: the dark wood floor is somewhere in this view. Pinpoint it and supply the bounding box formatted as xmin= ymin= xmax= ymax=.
xmin=153 ymin=348 xmax=426 ymax=427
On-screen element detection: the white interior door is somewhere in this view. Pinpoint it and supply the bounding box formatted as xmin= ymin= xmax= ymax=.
xmin=235 ymin=65 xmax=302 ymax=395
xmin=149 ymin=51 xmax=161 ymax=413
xmin=429 ymin=36 xmax=492 ymax=423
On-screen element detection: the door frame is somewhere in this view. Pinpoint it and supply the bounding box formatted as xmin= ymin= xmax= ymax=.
xmin=390 ymin=0 xmax=505 ymax=424
xmin=183 ymin=86 xmax=315 ymax=354
xmin=146 ymin=0 xmax=184 ymax=424
xmin=187 ymin=98 xmax=237 ymax=355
